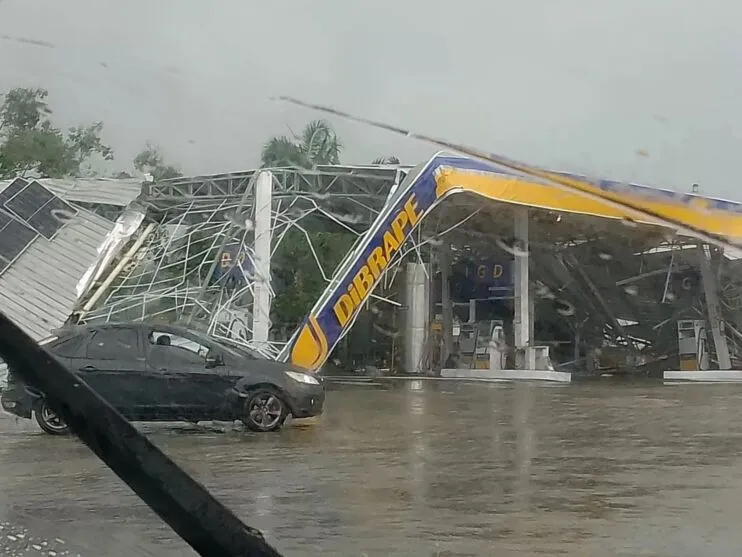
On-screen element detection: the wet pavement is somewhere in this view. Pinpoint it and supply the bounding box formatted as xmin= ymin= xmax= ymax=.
xmin=2 ymin=379 xmax=742 ymax=556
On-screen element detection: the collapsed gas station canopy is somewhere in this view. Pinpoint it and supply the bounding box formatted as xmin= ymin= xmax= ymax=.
xmin=284 ymin=153 xmax=742 ymax=372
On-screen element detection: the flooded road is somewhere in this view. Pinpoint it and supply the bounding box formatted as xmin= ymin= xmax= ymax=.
xmin=1 ymin=379 xmax=742 ymax=556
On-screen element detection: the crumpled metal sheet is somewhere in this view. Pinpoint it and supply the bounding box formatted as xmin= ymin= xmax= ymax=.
xmin=75 ymin=203 xmax=146 ymax=301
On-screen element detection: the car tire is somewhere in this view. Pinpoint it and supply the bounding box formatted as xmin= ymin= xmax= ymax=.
xmin=242 ymin=388 xmax=288 ymax=432
xmin=34 ymin=399 xmax=70 ymax=436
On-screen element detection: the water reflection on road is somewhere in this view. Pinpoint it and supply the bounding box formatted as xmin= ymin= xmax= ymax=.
xmin=2 ymin=380 xmax=742 ymax=556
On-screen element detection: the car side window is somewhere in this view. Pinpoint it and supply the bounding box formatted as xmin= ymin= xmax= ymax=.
xmin=148 ymin=331 xmax=210 ymax=364
xmin=86 ymin=329 xmax=141 ymax=360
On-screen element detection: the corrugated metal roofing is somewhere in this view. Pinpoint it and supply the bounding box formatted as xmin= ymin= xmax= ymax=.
xmin=0 ymin=178 xmax=140 ymax=382
xmin=0 ymin=177 xmax=142 ymax=207
xmin=0 ymin=208 xmax=114 ymax=340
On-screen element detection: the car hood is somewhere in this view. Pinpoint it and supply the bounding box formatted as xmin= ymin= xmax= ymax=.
xmin=223 ymin=357 xmax=317 ymax=380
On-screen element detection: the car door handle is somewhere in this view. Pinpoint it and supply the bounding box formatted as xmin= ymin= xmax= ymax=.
xmin=79 ymin=365 xmax=98 ymax=372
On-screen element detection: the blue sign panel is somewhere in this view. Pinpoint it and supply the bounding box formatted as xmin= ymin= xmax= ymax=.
xmin=211 ymin=245 xmax=253 ymax=284
xmin=434 ymin=259 xmax=513 ymax=303
xmin=463 ymin=259 xmax=513 ymax=289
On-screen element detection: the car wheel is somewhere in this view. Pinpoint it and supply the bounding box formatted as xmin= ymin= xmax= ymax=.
xmin=34 ymin=400 xmax=70 ymax=436
xmin=242 ymin=388 xmax=288 ymax=432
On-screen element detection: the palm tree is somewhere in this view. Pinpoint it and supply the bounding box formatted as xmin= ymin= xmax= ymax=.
xmin=371 ymin=156 xmax=400 ymax=165
xmin=260 ymin=120 xmax=342 ymax=168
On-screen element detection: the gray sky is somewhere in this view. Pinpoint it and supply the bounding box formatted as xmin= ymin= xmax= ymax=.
xmin=2 ymin=0 xmax=741 ymax=197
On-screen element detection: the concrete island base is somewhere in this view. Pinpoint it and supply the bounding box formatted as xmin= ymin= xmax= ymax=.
xmin=663 ymin=370 xmax=742 ymax=382
xmin=440 ymin=368 xmax=572 ymax=383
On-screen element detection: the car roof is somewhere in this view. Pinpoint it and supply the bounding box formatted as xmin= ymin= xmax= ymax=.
xmin=54 ymin=321 xmax=200 ymax=337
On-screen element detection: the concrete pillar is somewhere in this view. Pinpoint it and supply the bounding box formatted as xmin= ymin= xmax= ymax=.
xmin=439 ymin=245 xmax=454 ymax=364
xmin=405 ymin=262 xmax=430 ymax=374
xmin=252 ymin=171 xmax=273 ymax=346
xmin=528 ymin=288 xmax=535 ymax=346
xmin=698 ymin=244 xmax=731 ymax=370
xmin=513 ymin=208 xmax=535 ymax=369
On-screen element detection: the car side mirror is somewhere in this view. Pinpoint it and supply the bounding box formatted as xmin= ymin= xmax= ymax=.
xmin=205 ymin=353 xmax=223 ymax=368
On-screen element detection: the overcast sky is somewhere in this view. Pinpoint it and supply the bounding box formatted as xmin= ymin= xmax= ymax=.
xmin=2 ymin=0 xmax=741 ymax=197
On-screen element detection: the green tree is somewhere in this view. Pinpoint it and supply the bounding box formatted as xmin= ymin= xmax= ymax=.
xmin=260 ymin=121 xmax=356 ymax=329
xmin=133 ymin=142 xmax=182 ymax=180
xmin=260 ymin=120 xmax=342 ymax=168
xmin=0 ymin=87 xmax=113 ymax=178
xmin=371 ymin=156 xmax=400 ymax=165
xmin=271 ymin=228 xmax=356 ymax=328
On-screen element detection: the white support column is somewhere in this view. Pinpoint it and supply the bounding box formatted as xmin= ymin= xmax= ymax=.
xmin=513 ymin=208 xmax=535 ymax=370
xmin=698 ymin=244 xmax=731 ymax=370
xmin=405 ymin=262 xmax=430 ymax=374
xmin=252 ymin=171 xmax=273 ymax=346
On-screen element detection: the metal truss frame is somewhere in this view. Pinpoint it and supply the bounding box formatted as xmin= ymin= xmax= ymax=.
xmin=143 ymin=165 xmax=409 ymax=205
xmin=82 ymin=165 xmax=417 ymax=360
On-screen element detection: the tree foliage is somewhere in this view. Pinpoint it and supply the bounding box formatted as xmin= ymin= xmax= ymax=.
xmin=271 ymin=228 xmax=356 ymax=328
xmin=133 ymin=142 xmax=182 ymax=181
xmin=260 ymin=120 xmax=342 ymax=168
xmin=260 ymin=120 xmax=357 ymax=328
xmin=261 ymin=124 xmax=405 ymax=334
xmin=0 ymin=87 xmax=113 ymax=179
xmin=371 ymin=155 xmax=400 ymax=165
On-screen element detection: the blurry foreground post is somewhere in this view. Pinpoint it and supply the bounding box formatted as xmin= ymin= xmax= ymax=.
xmin=0 ymin=312 xmax=283 ymax=557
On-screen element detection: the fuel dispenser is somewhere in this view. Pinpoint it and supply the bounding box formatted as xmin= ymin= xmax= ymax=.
xmin=456 ymin=323 xmax=477 ymax=369
xmin=474 ymin=320 xmax=504 ymax=369
xmin=452 ymin=320 xmax=505 ymax=369
xmin=677 ymin=319 xmax=709 ymax=371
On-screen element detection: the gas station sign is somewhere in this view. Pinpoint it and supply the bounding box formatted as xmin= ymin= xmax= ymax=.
xmin=433 ymin=259 xmax=514 ymax=303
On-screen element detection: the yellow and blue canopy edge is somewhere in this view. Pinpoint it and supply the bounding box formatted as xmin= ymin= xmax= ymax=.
xmin=434 ymin=154 xmax=742 ymax=238
xmin=282 ymin=152 xmax=742 ymax=371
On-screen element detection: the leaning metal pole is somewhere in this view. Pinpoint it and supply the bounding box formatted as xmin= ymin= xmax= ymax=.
xmin=0 ymin=311 xmax=283 ymax=557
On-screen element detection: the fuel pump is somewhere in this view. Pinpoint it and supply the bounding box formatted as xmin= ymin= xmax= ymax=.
xmin=677 ymin=320 xmax=709 ymax=371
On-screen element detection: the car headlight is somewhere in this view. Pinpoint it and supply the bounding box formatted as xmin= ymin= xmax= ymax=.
xmin=285 ymin=371 xmax=320 ymax=385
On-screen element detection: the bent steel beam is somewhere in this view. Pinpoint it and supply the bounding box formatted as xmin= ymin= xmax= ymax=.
xmin=278 ymin=155 xmax=456 ymax=371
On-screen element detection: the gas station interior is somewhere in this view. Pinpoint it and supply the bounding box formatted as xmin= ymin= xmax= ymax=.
xmin=337 ymin=192 xmax=742 ymax=376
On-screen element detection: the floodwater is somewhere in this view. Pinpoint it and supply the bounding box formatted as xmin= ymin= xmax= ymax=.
xmin=1 ymin=379 xmax=742 ymax=556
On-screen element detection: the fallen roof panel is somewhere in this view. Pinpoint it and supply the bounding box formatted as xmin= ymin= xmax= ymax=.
xmin=0 ymin=208 xmax=114 ymax=340
xmin=0 ymin=177 xmax=142 ymax=207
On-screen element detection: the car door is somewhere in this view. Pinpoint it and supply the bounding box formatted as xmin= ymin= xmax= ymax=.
xmin=76 ymin=327 xmax=152 ymax=416
xmin=143 ymin=329 xmax=230 ymax=414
